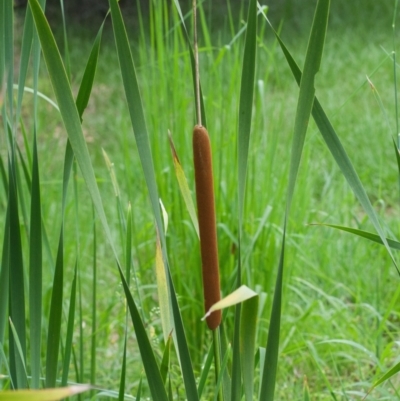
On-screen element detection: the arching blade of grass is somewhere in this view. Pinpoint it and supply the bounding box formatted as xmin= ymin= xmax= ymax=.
xmin=108 ymin=0 xmax=163 ymax=242
xmin=29 ymin=128 xmax=42 ymax=389
xmin=28 ymin=2 xmax=178 ymax=398
xmin=312 ymin=224 xmax=400 ymax=250
xmin=28 ymin=0 xmax=117 ymax=258
xmin=35 ymin=14 xmax=103 ymax=388
xmin=363 ymin=361 xmax=400 ymax=399
xmin=109 ymin=1 xmax=199 ymax=399
xmin=260 ymin=1 xmax=330 ymax=400
xmin=258 ymin=4 xmax=399 ymax=273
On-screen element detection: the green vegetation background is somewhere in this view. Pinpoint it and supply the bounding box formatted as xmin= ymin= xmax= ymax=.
xmin=4 ymin=0 xmax=400 ymax=399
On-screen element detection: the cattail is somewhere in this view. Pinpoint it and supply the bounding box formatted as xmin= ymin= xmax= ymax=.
xmin=193 ymin=124 xmax=221 ymax=330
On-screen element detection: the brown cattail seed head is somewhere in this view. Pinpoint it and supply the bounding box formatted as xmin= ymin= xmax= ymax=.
xmin=193 ymin=124 xmax=221 ymax=330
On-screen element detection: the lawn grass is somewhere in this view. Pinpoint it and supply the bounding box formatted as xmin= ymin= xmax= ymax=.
xmin=2 ymin=0 xmax=400 ymax=399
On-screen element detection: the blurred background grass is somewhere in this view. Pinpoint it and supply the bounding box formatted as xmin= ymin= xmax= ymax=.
xmin=5 ymin=0 xmax=400 ymax=398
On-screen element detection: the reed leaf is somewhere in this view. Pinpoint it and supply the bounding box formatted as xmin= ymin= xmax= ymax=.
xmin=8 ymin=153 xmax=27 ymax=389
xmin=240 ymin=296 xmax=259 ymax=401
xmin=232 ymin=0 xmax=257 ymax=397
xmin=29 ymin=129 xmax=42 ymax=389
xmin=109 ymin=1 xmax=199 ymax=398
xmin=28 ymin=0 xmax=117 ymax=257
xmin=118 ymin=266 xmax=169 ymax=401
xmin=312 ymin=224 xmax=400 ymax=250
xmin=260 ymin=1 xmax=330 ymax=400
xmin=0 ymin=385 xmax=91 ymax=401
xmin=258 ymin=4 xmax=399 ymax=273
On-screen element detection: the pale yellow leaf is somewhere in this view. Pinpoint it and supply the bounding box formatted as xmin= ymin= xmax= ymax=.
xmin=159 ymin=198 xmax=168 ymax=235
xmin=201 ymin=285 xmax=258 ymax=321
xmin=155 ymin=234 xmax=173 ymax=343
xmin=0 ymin=385 xmax=90 ymax=401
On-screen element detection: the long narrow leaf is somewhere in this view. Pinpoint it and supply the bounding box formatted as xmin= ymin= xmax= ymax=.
xmin=108 ymin=2 xmax=199 ymax=399
xmin=28 ymin=0 xmax=118 ymax=259
xmin=0 ymin=205 xmax=10 ymax=346
xmin=118 ymin=267 xmax=169 ymax=401
xmin=258 ymin=4 xmax=399 ymax=273
xmin=260 ymin=1 xmax=330 ymax=400
xmin=0 ymin=385 xmax=91 ymax=401
xmin=240 ymin=296 xmax=259 ymax=401
xmin=29 ymin=128 xmax=42 ymax=389
xmin=313 ymin=224 xmax=400 ymax=250
xmin=233 ymin=0 xmax=258 ymax=397
xmin=8 ymin=153 xmax=27 ymax=389
xmin=61 ymin=262 xmax=77 ymax=386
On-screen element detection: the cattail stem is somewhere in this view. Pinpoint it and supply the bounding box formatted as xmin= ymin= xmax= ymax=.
xmin=193 ymin=124 xmax=221 ymax=330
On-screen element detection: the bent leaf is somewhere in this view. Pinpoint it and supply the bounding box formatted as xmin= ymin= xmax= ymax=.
xmin=0 ymin=385 xmax=90 ymax=401
xmin=363 ymin=361 xmax=400 ymax=399
xmin=201 ymin=285 xmax=257 ymax=321
xmin=312 ymin=224 xmax=400 ymax=250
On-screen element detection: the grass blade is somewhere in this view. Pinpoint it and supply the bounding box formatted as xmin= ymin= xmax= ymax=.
xmin=45 ymin=140 xmax=74 ymax=388
xmin=28 ymin=0 xmax=118 ymax=259
xmin=260 ymin=1 xmax=330 ymax=400
xmin=109 ymin=2 xmax=199 ymax=398
xmin=240 ymin=296 xmax=259 ymax=401
xmin=118 ymin=267 xmax=169 ymax=401
xmin=8 ymin=319 xmax=28 ymax=384
xmin=29 ymin=128 xmax=42 ymax=389
xmin=118 ymin=334 xmax=127 ymax=401
xmin=0 ymin=385 xmax=91 ymax=401
xmin=45 ymin=230 xmax=64 ymax=388
xmin=8 ymin=153 xmax=27 ymax=389
xmin=168 ymin=132 xmax=199 ymax=237
xmin=237 ymin=0 xmax=257 ymax=228
xmin=0 ymin=206 xmax=10 ymax=347
xmin=75 ymin=20 xmax=105 ymax=119
xmin=232 ymin=0 xmax=257 ymax=397
xmin=313 ymin=224 xmax=400 ymax=250
xmin=160 ymin=335 xmax=172 ymax=385
xmin=156 ymin=234 xmax=173 ymax=344
xmin=61 ymin=262 xmax=77 ymax=386
xmin=258 ymin=4 xmax=399 ymax=272
xmin=108 ymin=0 xmax=163 ymax=235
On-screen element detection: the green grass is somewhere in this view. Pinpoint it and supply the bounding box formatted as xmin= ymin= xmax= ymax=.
xmin=2 ymin=0 xmax=400 ymax=399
